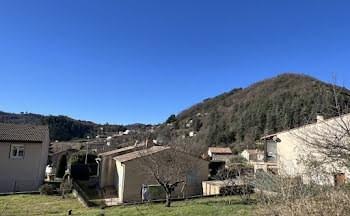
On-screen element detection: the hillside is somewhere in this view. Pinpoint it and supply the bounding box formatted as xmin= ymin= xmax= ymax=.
xmin=2 ymin=73 xmax=350 ymax=153
xmin=154 ymin=73 xmax=350 ymax=153
xmin=0 ymin=112 xmax=127 ymax=141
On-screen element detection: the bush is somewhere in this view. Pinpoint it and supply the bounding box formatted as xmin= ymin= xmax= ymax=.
xmin=68 ymin=151 xmax=96 ymax=166
xmin=39 ymin=184 xmax=56 ymax=195
xmin=56 ymin=154 xmax=67 ymax=178
xmin=60 ymin=179 xmax=73 ymax=198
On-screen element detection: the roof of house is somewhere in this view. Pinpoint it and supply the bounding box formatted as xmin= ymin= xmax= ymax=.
xmin=261 ymin=112 xmax=350 ymax=140
xmin=113 ymin=146 xmax=170 ymax=163
xmin=0 ymin=123 xmax=48 ymax=142
xmin=208 ymin=147 xmax=232 ymax=154
xmin=98 ymin=142 xmax=146 ymax=157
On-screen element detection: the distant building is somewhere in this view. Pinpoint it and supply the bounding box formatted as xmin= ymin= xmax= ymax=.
xmin=50 ymin=148 xmax=79 ymax=168
xmin=241 ymin=149 xmax=264 ymax=164
xmin=208 ymin=147 xmax=233 ymax=163
xmin=0 ymin=123 xmax=49 ymax=193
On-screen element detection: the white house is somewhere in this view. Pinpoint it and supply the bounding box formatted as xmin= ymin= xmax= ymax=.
xmin=261 ymin=114 xmax=350 ymax=185
xmin=241 ymin=149 xmax=264 ymax=164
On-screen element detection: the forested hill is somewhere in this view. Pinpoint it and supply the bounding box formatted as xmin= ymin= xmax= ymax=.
xmin=0 ymin=112 xmax=127 ymax=141
xmin=154 ymin=73 xmax=350 ymax=153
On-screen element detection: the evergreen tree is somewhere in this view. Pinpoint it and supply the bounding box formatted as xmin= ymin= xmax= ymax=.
xmin=56 ymin=154 xmax=67 ymax=178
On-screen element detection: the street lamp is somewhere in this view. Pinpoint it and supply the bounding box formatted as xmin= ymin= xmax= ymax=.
xmin=85 ymin=136 xmax=90 ymax=165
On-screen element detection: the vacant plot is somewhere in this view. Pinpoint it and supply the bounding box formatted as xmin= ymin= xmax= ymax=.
xmin=0 ymin=194 xmax=256 ymax=216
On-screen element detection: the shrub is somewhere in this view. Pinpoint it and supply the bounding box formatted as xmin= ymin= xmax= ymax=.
xmin=56 ymin=154 xmax=67 ymax=178
xmin=60 ymin=179 xmax=73 ymax=198
xmin=68 ymin=151 xmax=96 ymax=166
xmin=39 ymin=184 xmax=56 ymax=195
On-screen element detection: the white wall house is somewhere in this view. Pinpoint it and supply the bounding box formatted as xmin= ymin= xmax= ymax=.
xmin=241 ymin=149 xmax=264 ymax=164
xmin=261 ymin=114 xmax=350 ymax=185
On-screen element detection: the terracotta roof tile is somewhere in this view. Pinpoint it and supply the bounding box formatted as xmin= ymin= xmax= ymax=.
xmin=0 ymin=123 xmax=48 ymax=142
xmin=208 ymin=147 xmax=232 ymax=154
xmin=113 ymin=146 xmax=170 ymax=163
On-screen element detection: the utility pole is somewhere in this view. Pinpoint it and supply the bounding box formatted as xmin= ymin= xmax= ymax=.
xmin=85 ymin=136 xmax=90 ymax=165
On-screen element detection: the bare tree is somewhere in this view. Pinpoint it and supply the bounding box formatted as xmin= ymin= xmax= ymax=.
xmin=138 ymin=138 xmax=204 ymax=207
xmin=255 ymin=76 xmax=350 ymax=215
xmin=290 ymin=78 xmax=350 ymax=178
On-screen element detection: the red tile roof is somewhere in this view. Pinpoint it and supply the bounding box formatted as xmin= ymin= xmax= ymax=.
xmin=208 ymin=147 xmax=232 ymax=154
xmin=0 ymin=123 xmax=48 ymax=142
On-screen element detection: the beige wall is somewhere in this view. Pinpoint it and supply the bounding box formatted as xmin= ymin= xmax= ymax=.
xmin=211 ymin=154 xmax=232 ymax=162
xmin=99 ymin=155 xmax=116 ymax=188
xmin=273 ymin=114 xmax=350 ymax=185
xmin=120 ymin=157 xmax=209 ymax=203
xmin=0 ymin=132 xmax=49 ymax=192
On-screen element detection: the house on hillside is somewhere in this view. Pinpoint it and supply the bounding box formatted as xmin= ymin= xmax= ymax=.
xmin=50 ymin=148 xmax=79 ymax=168
xmin=0 ymin=123 xmax=49 ymax=193
xmin=260 ymin=114 xmax=350 ymax=185
xmin=241 ymin=149 xmax=264 ymax=164
xmin=97 ymin=143 xmax=209 ymax=203
xmin=208 ymin=147 xmax=233 ymax=163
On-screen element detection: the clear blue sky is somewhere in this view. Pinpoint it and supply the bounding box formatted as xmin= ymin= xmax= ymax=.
xmin=0 ymin=0 xmax=349 ymax=125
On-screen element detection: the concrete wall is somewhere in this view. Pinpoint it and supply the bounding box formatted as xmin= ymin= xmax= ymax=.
xmin=99 ymin=155 xmax=116 ymax=188
xmin=0 ymin=131 xmax=49 ymax=192
xmin=211 ymin=154 xmax=232 ymax=162
xmin=120 ymin=157 xmax=209 ymax=203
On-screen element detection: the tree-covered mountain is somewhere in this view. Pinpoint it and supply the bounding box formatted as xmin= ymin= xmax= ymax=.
xmin=0 ymin=112 xmax=127 ymax=141
xmin=2 ymin=73 xmax=350 ymax=152
xmin=154 ymin=73 xmax=350 ymax=153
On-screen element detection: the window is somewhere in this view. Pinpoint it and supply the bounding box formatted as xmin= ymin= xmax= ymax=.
xmin=10 ymin=144 xmax=25 ymax=159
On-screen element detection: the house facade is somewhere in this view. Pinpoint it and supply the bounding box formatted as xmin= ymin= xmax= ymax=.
xmin=241 ymin=149 xmax=264 ymax=164
xmin=97 ymin=144 xmax=209 ymax=203
xmin=261 ymin=114 xmax=350 ymax=185
xmin=208 ymin=147 xmax=233 ymax=163
xmin=0 ymin=123 xmax=50 ymax=193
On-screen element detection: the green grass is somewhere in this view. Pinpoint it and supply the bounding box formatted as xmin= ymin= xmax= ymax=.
xmin=0 ymin=194 xmax=256 ymax=216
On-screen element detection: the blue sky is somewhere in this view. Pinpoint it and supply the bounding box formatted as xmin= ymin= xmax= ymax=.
xmin=0 ymin=0 xmax=349 ymax=125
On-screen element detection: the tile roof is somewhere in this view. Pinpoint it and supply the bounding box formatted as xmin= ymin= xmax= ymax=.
xmin=98 ymin=142 xmax=146 ymax=157
xmin=208 ymin=147 xmax=232 ymax=154
xmin=260 ymin=112 xmax=350 ymax=140
xmin=113 ymin=146 xmax=170 ymax=163
xmin=0 ymin=123 xmax=48 ymax=142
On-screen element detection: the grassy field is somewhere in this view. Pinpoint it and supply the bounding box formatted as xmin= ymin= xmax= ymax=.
xmin=0 ymin=194 xmax=256 ymax=216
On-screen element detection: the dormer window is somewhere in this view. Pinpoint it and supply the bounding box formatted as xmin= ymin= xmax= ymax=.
xmin=10 ymin=144 xmax=25 ymax=159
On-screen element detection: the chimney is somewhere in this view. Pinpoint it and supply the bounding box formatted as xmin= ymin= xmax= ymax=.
xmin=317 ymin=115 xmax=324 ymax=123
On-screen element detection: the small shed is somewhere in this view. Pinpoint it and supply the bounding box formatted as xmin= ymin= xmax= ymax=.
xmin=208 ymin=147 xmax=233 ymax=163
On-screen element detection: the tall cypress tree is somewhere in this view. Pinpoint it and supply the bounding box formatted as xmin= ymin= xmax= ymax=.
xmin=56 ymin=154 xmax=67 ymax=178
